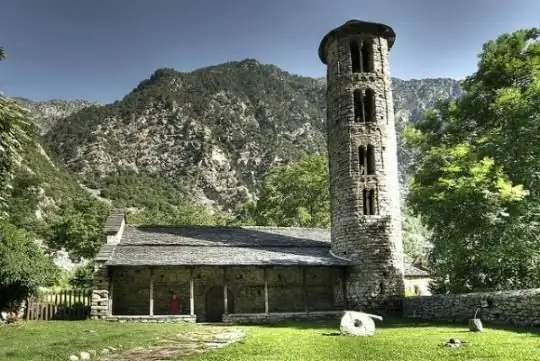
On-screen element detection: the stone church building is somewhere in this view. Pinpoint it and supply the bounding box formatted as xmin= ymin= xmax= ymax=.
xmin=91 ymin=19 xmax=429 ymax=323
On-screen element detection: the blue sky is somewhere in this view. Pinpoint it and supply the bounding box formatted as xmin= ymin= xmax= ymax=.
xmin=1 ymin=0 xmax=539 ymax=103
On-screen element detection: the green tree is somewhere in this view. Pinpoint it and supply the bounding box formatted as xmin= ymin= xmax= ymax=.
xmin=0 ymin=221 xmax=58 ymax=309
xmin=0 ymin=47 xmax=60 ymax=309
xmin=405 ymin=28 xmax=540 ymax=293
xmin=68 ymin=262 xmax=95 ymax=289
xmin=0 ymin=96 xmax=35 ymax=218
xmin=401 ymin=208 xmax=432 ymax=265
xmin=248 ymin=155 xmax=330 ymax=228
xmin=128 ymin=201 xmax=231 ymax=226
xmin=44 ymin=198 xmax=110 ymax=261
xmin=241 ymin=154 xmax=432 ymax=261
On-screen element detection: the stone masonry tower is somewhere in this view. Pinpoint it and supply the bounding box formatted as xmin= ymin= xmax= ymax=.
xmin=319 ymin=20 xmax=405 ymax=313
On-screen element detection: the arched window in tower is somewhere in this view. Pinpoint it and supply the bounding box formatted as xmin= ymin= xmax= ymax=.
xmin=353 ymin=89 xmax=364 ymax=123
xmin=350 ymin=39 xmax=361 ymax=73
xmin=367 ymin=144 xmax=376 ymax=175
xmin=364 ymin=88 xmax=376 ymax=123
xmin=359 ymin=144 xmax=376 ymax=175
xmin=363 ymin=189 xmax=377 ymax=215
xmin=358 ymin=145 xmax=366 ymax=174
xmin=361 ymin=39 xmax=374 ymax=73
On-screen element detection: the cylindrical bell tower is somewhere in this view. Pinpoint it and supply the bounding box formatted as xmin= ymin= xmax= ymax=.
xmin=319 ymin=20 xmax=404 ymax=313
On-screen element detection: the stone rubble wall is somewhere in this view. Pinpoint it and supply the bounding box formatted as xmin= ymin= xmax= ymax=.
xmin=91 ymin=261 xmax=110 ymax=320
xmin=91 ymin=290 xmax=109 ymax=320
xmin=403 ymin=288 xmax=540 ymax=327
xmin=222 ymin=311 xmax=343 ymax=324
xmin=106 ymin=315 xmax=196 ymax=323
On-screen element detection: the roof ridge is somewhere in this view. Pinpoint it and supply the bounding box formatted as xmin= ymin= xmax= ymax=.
xmin=117 ymin=243 xmax=331 ymax=248
xmin=124 ymin=225 xmax=329 ymax=231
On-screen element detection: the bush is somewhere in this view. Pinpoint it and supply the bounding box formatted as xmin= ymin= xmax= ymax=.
xmin=68 ymin=262 xmax=94 ymax=289
xmin=0 ymin=221 xmax=58 ymax=310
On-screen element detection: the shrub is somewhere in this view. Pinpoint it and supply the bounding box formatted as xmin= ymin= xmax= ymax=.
xmin=0 ymin=221 xmax=58 ymax=310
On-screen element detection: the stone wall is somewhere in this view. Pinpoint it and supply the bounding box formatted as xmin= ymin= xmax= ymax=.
xmin=106 ymin=315 xmax=196 ymax=323
xmin=321 ymin=21 xmax=404 ymax=314
xmin=403 ymin=289 xmax=540 ymax=327
xmin=90 ymin=261 xmax=110 ymax=320
xmin=111 ymin=266 xmax=342 ymax=321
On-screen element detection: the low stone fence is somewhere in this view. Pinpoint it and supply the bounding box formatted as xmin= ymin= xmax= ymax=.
xmin=403 ymin=288 xmax=540 ymax=327
xmin=106 ymin=315 xmax=197 ymax=323
xmin=222 ymin=311 xmax=343 ymax=324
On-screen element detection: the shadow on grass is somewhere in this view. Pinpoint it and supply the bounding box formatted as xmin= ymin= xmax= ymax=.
xmin=209 ymin=317 xmax=540 ymax=337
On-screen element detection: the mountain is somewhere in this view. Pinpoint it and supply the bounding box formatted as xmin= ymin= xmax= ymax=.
xmin=38 ymin=59 xmax=462 ymax=211
xmin=14 ymin=98 xmax=98 ymax=134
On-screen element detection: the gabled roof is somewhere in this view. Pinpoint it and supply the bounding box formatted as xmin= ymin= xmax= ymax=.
xmin=96 ymin=224 xmax=430 ymax=276
xmin=102 ymin=225 xmax=346 ymax=267
xmin=119 ymin=225 xmax=331 ymax=247
xmin=106 ymin=245 xmax=346 ymax=267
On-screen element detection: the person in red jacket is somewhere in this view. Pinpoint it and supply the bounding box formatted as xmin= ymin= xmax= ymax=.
xmin=168 ymin=293 xmax=182 ymax=314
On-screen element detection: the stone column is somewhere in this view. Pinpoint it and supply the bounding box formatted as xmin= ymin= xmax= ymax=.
xmin=264 ymin=267 xmax=269 ymax=313
xmin=302 ymin=268 xmax=308 ymax=312
xmin=342 ymin=268 xmax=349 ymax=309
xmin=108 ymin=275 xmax=114 ymax=316
xmin=149 ymin=268 xmax=154 ymax=316
xmin=223 ymin=268 xmax=228 ymax=316
xmin=91 ymin=261 xmax=110 ymax=320
xmin=189 ymin=268 xmax=195 ymax=316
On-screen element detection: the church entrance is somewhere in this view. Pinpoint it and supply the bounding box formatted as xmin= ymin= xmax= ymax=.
xmin=205 ymin=286 xmax=234 ymax=322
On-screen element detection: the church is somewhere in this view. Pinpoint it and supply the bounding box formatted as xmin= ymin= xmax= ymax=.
xmin=91 ymin=19 xmax=430 ymax=323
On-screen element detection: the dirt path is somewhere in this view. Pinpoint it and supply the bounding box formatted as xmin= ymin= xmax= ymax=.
xmin=98 ymin=328 xmax=245 ymax=361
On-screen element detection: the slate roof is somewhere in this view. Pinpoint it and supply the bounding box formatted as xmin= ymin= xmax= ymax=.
xmin=103 ymin=209 xmax=125 ymax=234
xmin=106 ymin=245 xmax=345 ymax=267
xmin=404 ymin=264 xmax=430 ymax=277
xmin=102 ymin=225 xmax=345 ymax=267
xmin=97 ymin=224 xmax=430 ymax=276
xmin=95 ymin=245 xmax=116 ymax=262
xmin=119 ymin=226 xmax=330 ymax=247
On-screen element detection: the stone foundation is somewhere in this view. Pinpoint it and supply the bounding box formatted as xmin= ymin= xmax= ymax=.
xmin=106 ymin=315 xmax=196 ymax=323
xmin=404 ymin=288 xmax=540 ymax=327
xmin=222 ymin=311 xmax=344 ymax=324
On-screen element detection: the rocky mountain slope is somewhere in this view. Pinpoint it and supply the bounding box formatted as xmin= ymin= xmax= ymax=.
xmin=36 ymin=59 xmax=462 ymax=211
xmin=14 ymin=98 xmax=98 ymax=134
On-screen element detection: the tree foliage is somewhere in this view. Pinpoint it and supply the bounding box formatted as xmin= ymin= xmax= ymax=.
xmin=128 ymin=202 xmax=232 ymax=226
xmin=0 ymin=96 xmax=35 ymax=217
xmin=68 ymin=262 xmax=95 ymax=289
xmin=239 ymin=155 xmax=430 ymax=262
xmin=245 ymin=154 xmax=330 ymax=228
xmin=0 ymin=221 xmax=58 ymax=309
xmin=405 ymin=28 xmax=540 ymax=293
xmin=44 ymin=198 xmax=110 ymax=261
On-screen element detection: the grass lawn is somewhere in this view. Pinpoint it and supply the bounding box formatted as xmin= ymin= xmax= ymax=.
xmin=0 ymin=320 xmax=198 ymax=360
xmin=1 ymin=319 xmax=539 ymax=361
xmin=189 ymin=319 xmax=540 ymax=361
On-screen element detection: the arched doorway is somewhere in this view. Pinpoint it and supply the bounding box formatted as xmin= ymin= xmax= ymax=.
xmin=205 ymin=286 xmax=234 ymax=322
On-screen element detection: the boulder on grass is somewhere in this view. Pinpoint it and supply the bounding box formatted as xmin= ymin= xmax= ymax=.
xmin=468 ymin=318 xmax=483 ymax=332
xmin=340 ymin=311 xmax=383 ymax=336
